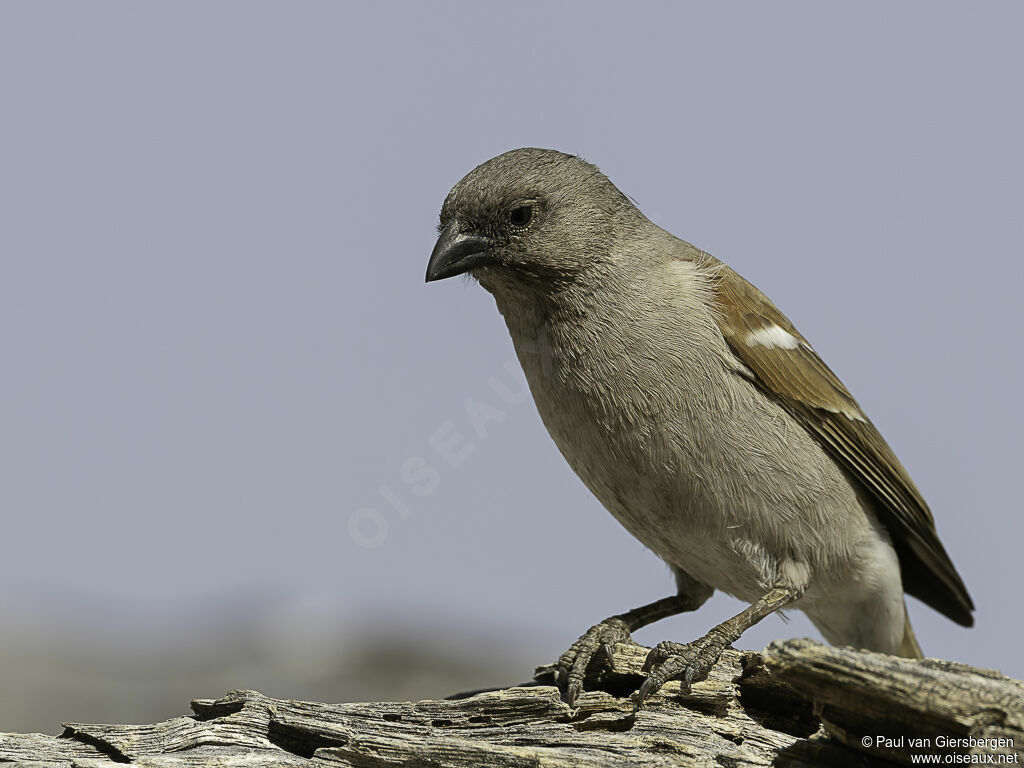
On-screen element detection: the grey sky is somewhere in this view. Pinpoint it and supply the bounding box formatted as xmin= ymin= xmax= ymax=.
xmin=1 ymin=1 xmax=1022 ymax=725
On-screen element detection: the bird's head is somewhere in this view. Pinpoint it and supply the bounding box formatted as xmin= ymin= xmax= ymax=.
xmin=426 ymin=148 xmax=635 ymax=293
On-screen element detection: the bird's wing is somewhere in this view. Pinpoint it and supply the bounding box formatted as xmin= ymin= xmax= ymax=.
xmin=709 ymin=260 xmax=974 ymax=626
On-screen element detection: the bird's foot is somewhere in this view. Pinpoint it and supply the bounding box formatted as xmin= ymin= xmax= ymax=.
xmin=633 ymin=630 xmax=729 ymax=712
xmin=554 ymin=617 xmax=635 ymax=707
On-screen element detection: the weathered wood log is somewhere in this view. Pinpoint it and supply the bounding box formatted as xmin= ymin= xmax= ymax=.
xmin=1 ymin=638 xmax=1021 ymax=767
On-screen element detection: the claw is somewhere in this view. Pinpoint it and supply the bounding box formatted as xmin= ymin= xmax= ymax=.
xmin=601 ymin=642 xmax=616 ymax=667
xmin=566 ymin=683 xmax=579 ymax=709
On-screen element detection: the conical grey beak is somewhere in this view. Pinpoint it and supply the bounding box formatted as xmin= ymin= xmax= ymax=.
xmin=425 ymin=221 xmax=496 ymax=282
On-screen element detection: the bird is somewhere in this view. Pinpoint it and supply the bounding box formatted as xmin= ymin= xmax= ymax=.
xmin=424 ymin=148 xmax=973 ymax=711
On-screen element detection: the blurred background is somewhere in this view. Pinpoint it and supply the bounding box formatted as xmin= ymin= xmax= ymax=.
xmin=2 ymin=1 xmax=1021 ymax=733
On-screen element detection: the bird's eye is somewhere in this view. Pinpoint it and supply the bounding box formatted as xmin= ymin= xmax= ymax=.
xmin=508 ymin=205 xmax=533 ymax=228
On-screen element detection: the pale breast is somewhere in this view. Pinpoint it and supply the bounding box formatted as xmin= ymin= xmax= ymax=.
xmin=489 ymin=261 xmax=873 ymax=602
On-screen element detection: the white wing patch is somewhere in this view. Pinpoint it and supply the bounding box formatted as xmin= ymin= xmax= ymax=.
xmin=823 ymin=402 xmax=867 ymax=422
xmin=744 ymin=324 xmax=867 ymax=422
xmin=745 ymin=325 xmax=800 ymax=350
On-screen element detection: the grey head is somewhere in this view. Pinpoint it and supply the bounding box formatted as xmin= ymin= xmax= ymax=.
xmin=425 ymin=148 xmax=641 ymax=291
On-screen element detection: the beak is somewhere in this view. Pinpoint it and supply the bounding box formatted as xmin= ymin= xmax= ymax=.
xmin=425 ymin=220 xmax=497 ymax=282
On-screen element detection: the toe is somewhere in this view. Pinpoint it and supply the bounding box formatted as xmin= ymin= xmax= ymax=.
xmin=554 ymin=646 xmax=578 ymax=684
xmin=565 ymin=657 xmax=588 ymax=707
xmin=642 ymin=640 xmax=684 ymax=672
xmin=634 ymin=657 xmax=681 ymax=712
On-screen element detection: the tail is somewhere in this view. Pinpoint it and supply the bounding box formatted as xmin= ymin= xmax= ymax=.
xmin=898 ymin=602 xmax=924 ymax=659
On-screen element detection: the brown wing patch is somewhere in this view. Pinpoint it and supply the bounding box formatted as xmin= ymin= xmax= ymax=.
xmin=708 ymin=259 xmax=973 ymax=626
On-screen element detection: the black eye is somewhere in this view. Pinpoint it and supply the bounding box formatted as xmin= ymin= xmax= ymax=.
xmin=508 ymin=205 xmax=533 ymax=228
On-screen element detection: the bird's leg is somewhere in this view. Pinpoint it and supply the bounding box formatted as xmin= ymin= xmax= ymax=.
xmin=633 ymin=584 xmax=802 ymax=712
xmin=555 ymin=571 xmax=712 ymax=707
